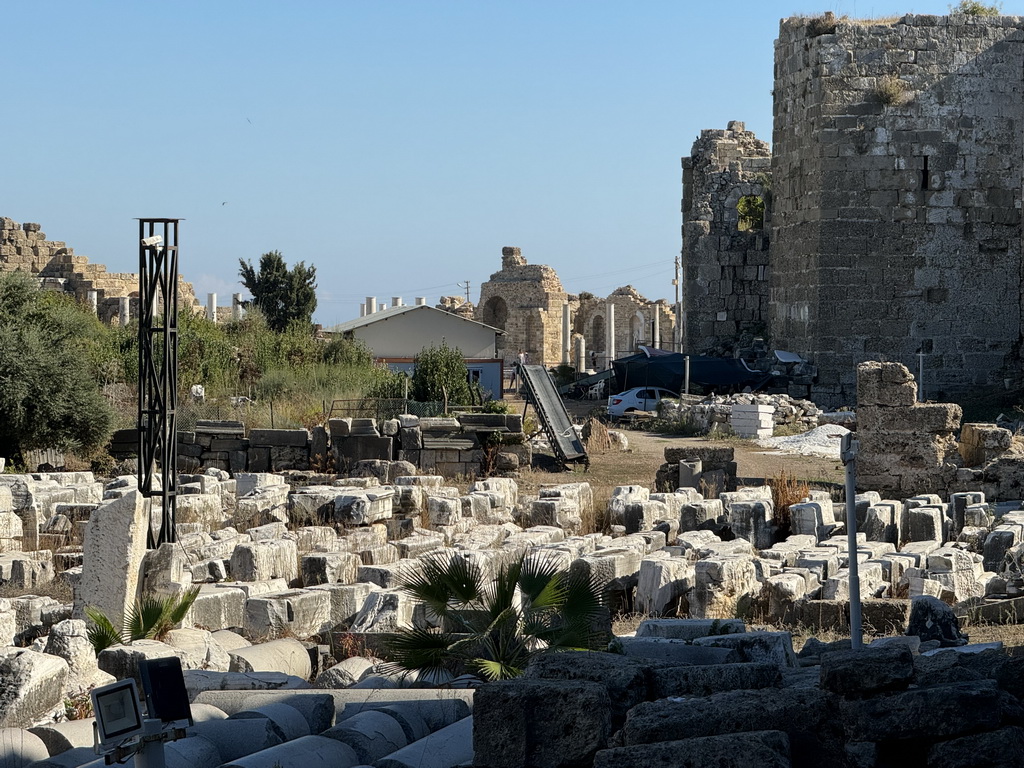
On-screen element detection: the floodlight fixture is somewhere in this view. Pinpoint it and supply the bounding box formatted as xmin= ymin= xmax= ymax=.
xmin=91 ymin=678 xmax=144 ymax=748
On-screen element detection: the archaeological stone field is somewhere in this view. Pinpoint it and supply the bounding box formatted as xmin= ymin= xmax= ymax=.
xmin=9 ymin=10 xmax=1024 ymax=768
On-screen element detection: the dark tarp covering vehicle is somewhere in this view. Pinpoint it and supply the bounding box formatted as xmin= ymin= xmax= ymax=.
xmin=611 ymin=350 xmax=773 ymax=395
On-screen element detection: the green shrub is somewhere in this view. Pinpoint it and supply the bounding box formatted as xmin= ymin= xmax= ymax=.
xmin=411 ymin=341 xmax=471 ymax=405
xmin=950 ymin=1 xmax=1001 ymax=15
xmin=0 ymin=273 xmax=114 ymax=462
xmin=737 ymin=195 xmax=765 ymax=231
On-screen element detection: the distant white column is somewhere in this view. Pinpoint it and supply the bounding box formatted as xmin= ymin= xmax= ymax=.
xmin=366 ymin=297 xmax=377 ymax=315
xmin=207 ymin=293 xmax=217 ymax=322
xmin=87 ymin=290 xmax=98 ymax=314
xmin=606 ymin=303 xmax=616 ymax=369
xmin=392 ymin=297 xmax=403 ymax=308
xmin=575 ymin=336 xmax=587 ymax=372
xmin=653 ymin=308 xmax=661 ymax=349
xmin=232 ymin=293 xmax=242 ymax=321
xmin=562 ymin=302 xmax=571 ymax=365
xmin=118 ymin=296 xmax=130 ymax=326
xmin=415 ymin=297 xmax=427 ymax=306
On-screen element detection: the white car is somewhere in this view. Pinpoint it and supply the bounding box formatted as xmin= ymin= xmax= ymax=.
xmin=607 ymin=387 xmax=679 ymax=418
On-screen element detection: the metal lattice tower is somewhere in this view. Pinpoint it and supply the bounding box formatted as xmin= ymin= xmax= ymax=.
xmin=137 ymin=218 xmax=180 ymax=547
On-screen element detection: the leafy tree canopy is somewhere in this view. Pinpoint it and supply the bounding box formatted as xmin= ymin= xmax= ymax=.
xmin=238 ymin=250 xmax=318 ymax=333
xmin=0 ymin=272 xmax=114 ymax=461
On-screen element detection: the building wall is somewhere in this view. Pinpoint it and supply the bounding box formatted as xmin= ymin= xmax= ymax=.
xmin=681 ymin=122 xmax=772 ymax=354
xmin=770 ymin=14 xmax=1024 ymax=405
xmin=351 ymin=306 xmax=498 ymax=359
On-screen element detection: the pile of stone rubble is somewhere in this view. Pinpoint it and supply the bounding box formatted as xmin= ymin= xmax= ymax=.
xmin=2 ymin=432 xmax=1024 ymax=765
xmin=660 ymin=392 xmax=824 ymax=433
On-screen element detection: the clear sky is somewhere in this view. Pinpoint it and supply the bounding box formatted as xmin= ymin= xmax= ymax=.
xmin=2 ymin=0 xmax=975 ymax=326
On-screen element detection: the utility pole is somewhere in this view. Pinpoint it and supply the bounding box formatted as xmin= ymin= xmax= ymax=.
xmin=459 ymin=280 xmax=471 ymax=304
xmin=674 ymin=252 xmax=682 ymax=353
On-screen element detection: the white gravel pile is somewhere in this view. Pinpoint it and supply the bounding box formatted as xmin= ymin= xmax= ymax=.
xmin=755 ymin=423 xmax=851 ymax=459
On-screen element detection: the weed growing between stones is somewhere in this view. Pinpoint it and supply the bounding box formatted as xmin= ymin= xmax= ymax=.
xmin=63 ymin=689 xmax=94 ymax=720
xmin=329 ymin=631 xmax=374 ymax=661
xmin=875 ymin=75 xmax=910 ymax=106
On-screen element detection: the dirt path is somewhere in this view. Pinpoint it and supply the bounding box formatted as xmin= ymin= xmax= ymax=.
xmin=621 ymin=429 xmax=845 ymax=487
xmin=510 ymin=396 xmax=844 ymax=500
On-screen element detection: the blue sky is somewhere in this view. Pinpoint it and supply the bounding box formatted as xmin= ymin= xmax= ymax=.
xmin=3 ymin=1 xmax=974 ymax=325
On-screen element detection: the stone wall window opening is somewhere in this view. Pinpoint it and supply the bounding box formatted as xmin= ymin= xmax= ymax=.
xmin=737 ymin=195 xmax=765 ymax=231
xmin=921 ymin=155 xmax=929 ymax=191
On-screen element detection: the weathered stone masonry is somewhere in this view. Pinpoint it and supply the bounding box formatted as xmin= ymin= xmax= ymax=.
xmin=681 ymin=122 xmax=771 ymax=354
xmin=0 ymin=216 xmax=200 ymax=320
xmin=772 ymin=14 xmax=1024 ymax=405
xmin=476 ymin=247 xmax=675 ymax=368
xmin=685 ymin=15 xmax=1024 ymax=406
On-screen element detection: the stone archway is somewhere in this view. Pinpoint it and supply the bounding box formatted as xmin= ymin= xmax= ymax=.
xmin=482 ymin=296 xmax=508 ymax=351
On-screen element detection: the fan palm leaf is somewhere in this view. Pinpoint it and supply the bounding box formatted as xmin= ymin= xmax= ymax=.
xmin=84 ymin=606 xmax=123 ymax=654
xmin=381 ymin=627 xmax=460 ymax=679
xmin=125 ymin=594 xmax=167 ymax=641
xmin=401 ymin=553 xmax=483 ymax=617
xmin=386 ymin=551 xmax=605 ymax=681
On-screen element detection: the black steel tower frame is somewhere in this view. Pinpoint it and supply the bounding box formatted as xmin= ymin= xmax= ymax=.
xmin=137 ymin=218 xmax=180 ymax=546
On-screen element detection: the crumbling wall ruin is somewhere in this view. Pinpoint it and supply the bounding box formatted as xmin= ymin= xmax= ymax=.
xmin=0 ymin=216 xmax=200 ymax=322
xmin=770 ymin=14 xmax=1024 ymax=405
xmin=477 ymin=247 xmax=676 ymax=369
xmin=681 ymin=121 xmax=772 ymax=355
xmin=476 ymin=247 xmax=568 ymax=366
xmin=857 ymin=361 xmax=962 ymax=498
xmin=855 ymin=360 xmax=1024 ymax=502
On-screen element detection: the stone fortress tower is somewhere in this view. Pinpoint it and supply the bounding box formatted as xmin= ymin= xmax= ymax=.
xmin=684 ymin=13 xmax=1024 ymax=406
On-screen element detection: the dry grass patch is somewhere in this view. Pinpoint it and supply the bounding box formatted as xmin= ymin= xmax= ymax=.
xmin=767 ymin=469 xmax=812 ymax=536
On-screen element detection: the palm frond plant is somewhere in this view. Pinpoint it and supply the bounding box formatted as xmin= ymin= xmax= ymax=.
xmin=383 ymin=552 xmax=606 ymax=683
xmin=85 ymin=586 xmax=201 ymax=654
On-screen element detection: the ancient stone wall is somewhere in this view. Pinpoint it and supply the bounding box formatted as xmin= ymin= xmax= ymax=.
xmin=681 ymin=122 xmax=771 ymax=354
xmin=0 ymin=216 xmax=200 ymax=321
xmin=770 ymin=14 xmax=1024 ymax=406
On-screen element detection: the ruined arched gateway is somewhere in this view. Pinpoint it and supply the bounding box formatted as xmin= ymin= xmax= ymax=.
xmin=474 ymin=246 xmax=675 ymax=369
